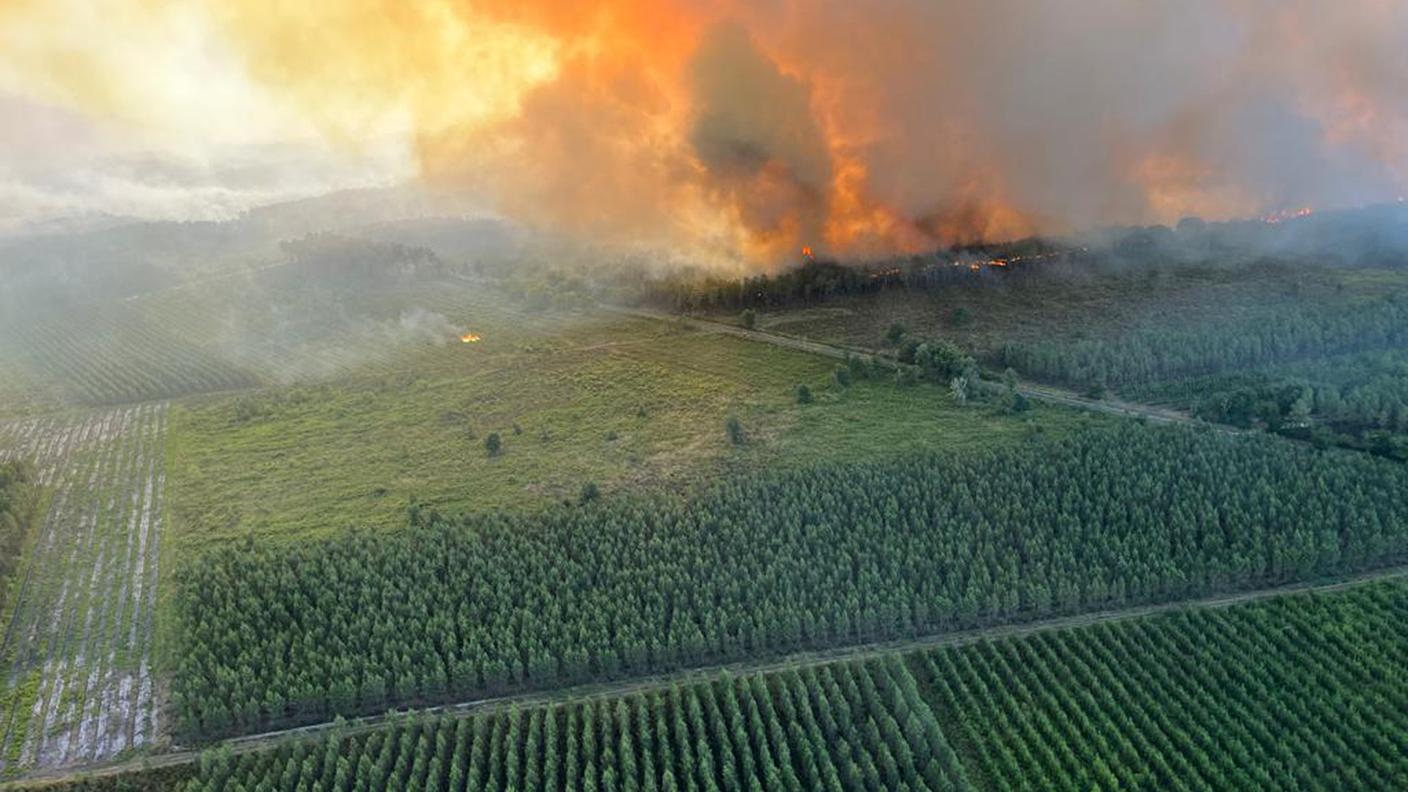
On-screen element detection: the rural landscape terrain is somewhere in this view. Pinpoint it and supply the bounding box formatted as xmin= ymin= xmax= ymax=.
xmin=1 ymin=193 xmax=1406 ymax=791
xmin=3 ymin=1 xmax=1408 ymax=789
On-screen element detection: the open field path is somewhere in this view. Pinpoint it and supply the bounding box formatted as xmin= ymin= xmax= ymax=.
xmin=7 ymin=562 xmax=1405 ymax=789
xmin=0 ymin=405 xmax=168 ymax=776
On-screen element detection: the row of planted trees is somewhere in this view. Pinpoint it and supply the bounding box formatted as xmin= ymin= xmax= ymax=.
xmin=62 ymin=580 xmax=1407 ymax=791
xmin=169 ymin=423 xmax=1408 ymax=739
xmin=165 ymin=658 xmax=969 ymax=792
xmin=924 ymin=578 xmax=1408 ymax=790
xmin=998 ymin=294 xmax=1408 ymax=391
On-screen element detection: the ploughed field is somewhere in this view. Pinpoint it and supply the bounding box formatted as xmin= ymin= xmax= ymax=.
xmin=0 ymin=406 xmax=166 ymax=772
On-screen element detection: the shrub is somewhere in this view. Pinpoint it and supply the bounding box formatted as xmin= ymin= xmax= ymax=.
xmin=725 ymin=416 xmax=745 ymax=445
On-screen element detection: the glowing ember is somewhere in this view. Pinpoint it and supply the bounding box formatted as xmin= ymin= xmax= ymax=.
xmin=460 ymin=333 xmax=482 ymax=343
xmin=801 ymin=246 xmax=815 ymax=261
xmin=1260 ymin=206 xmax=1314 ymax=224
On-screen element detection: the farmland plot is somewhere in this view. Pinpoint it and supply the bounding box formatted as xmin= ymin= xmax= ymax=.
xmin=0 ymin=404 xmax=167 ymax=774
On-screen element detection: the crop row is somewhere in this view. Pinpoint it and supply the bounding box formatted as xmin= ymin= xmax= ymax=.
xmin=2 ymin=307 xmax=256 ymax=406
xmin=0 ymin=405 xmax=167 ymax=773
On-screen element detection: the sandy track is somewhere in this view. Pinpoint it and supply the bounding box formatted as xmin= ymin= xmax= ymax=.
xmin=0 ymin=405 xmax=168 ymax=775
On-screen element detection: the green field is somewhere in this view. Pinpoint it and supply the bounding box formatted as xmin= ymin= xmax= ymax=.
xmin=165 ymin=290 xmax=1078 ymax=551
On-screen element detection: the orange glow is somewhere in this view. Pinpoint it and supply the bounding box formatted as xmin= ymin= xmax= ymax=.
xmin=3 ymin=2 xmax=1406 ymax=265
xmin=1259 ymin=206 xmax=1314 ymax=224
xmin=801 ymin=246 xmax=814 ymax=261
xmin=460 ymin=332 xmax=482 ymax=343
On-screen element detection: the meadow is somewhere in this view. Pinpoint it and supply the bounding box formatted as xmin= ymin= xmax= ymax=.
xmin=163 ymin=285 xmax=1079 ymax=551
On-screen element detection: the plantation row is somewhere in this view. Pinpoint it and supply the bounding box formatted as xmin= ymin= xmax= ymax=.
xmin=193 ymin=659 xmax=964 ymax=792
xmin=924 ymin=578 xmax=1408 ymax=790
xmin=0 ymin=406 xmax=168 ymax=772
xmin=997 ymin=294 xmax=1408 ymax=389
xmin=54 ymin=578 xmax=1408 ymax=791
xmin=171 ymin=424 xmax=1408 ymax=737
xmin=1 ymin=306 xmax=256 ymax=406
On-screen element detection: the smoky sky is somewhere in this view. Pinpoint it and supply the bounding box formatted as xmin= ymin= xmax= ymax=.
xmin=3 ymin=1 xmax=1407 ymax=260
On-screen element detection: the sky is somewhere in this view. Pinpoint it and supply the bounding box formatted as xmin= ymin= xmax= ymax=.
xmin=3 ymin=1 xmax=1407 ymax=263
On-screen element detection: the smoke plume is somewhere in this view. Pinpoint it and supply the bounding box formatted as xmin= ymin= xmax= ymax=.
xmin=4 ymin=0 xmax=1408 ymax=265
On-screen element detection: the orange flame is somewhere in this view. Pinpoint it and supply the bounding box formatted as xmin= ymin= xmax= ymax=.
xmin=1259 ymin=206 xmax=1314 ymax=224
xmin=460 ymin=333 xmax=482 ymax=343
xmin=801 ymin=246 xmax=814 ymax=261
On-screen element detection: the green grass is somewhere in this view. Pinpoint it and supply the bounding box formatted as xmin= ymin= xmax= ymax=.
xmin=165 ymin=299 xmax=1080 ymax=554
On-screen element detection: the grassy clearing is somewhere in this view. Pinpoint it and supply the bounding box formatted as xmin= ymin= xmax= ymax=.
xmin=165 ymin=295 xmax=1082 ymax=553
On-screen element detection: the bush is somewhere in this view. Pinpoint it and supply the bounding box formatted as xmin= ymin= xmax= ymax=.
xmin=847 ymin=355 xmax=870 ymax=381
xmin=740 ymin=309 xmax=757 ymax=330
xmin=484 ymin=432 xmax=502 ymax=457
xmin=834 ymin=366 xmax=853 ymax=388
xmin=725 ymin=416 xmax=745 ymax=445
xmin=884 ymin=322 xmax=907 ymax=345
xmin=796 ymin=384 xmax=814 ymax=404
xmin=579 ymin=482 xmax=601 ymax=504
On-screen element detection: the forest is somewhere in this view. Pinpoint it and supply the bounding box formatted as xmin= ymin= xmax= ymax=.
xmin=48 ymin=577 xmax=1407 ymax=791
xmin=924 ymin=578 xmax=1408 ymax=790
xmin=169 ymin=424 xmax=1408 ymax=738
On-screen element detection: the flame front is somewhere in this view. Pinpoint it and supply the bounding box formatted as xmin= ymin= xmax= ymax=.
xmin=3 ymin=2 xmax=1407 ymax=265
xmin=1260 ymin=207 xmax=1314 ymax=224
xmin=460 ymin=333 xmax=481 ymax=344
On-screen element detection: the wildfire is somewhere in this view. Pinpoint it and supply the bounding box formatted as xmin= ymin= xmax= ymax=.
xmin=7 ymin=2 xmax=1405 ymax=264
xmin=460 ymin=333 xmax=482 ymax=343
xmin=1260 ymin=206 xmax=1314 ymax=224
